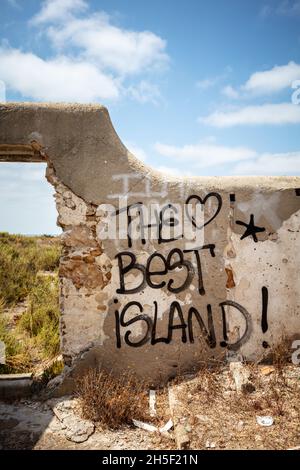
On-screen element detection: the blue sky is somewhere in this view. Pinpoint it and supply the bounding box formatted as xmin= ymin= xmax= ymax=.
xmin=1 ymin=0 xmax=300 ymax=233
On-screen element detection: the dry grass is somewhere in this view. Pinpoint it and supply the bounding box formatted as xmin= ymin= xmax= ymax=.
xmin=171 ymin=354 xmax=300 ymax=449
xmin=189 ymin=364 xmax=224 ymax=404
xmin=76 ymin=368 xmax=150 ymax=429
xmin=0 ymin=232 xmax=61 ymax=308
xmin=0 ymin=233 xmax=61 ymax=374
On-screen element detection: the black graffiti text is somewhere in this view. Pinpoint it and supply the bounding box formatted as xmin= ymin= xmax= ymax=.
xmin=114 ymin=299 xmax=252 ymax=351
xmin=115 ymin=245 xmax=216 ymax=296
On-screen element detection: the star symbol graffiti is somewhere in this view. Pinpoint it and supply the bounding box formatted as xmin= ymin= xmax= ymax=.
xmin=236 ymin=214 xmax=265 ymax=243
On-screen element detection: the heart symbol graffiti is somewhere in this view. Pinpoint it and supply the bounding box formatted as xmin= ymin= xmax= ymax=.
xmin=185 ymin=192 xmax=222 ymax=229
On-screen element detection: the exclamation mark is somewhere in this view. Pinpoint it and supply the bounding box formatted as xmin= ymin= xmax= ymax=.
xmin=261 ymin=286 xmax=269 ymax=348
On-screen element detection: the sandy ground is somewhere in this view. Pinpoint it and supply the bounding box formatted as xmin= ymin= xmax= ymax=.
xmin=0 ymin=363 xmax=299 ymax=450
xmin=169 ymin=363 xmax=300 ymax=450
xmin=0 ymin=398 xmax=173 ymax=450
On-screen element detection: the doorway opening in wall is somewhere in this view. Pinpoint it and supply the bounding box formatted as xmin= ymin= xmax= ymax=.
xmin=0 ymin=161 xmax=63 ymax=377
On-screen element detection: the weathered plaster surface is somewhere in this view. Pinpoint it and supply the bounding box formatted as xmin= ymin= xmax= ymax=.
xmin=1 ymin=103 xmax=300 ymax=385
xmin=228 ymin=209 xmax=300 ymax=359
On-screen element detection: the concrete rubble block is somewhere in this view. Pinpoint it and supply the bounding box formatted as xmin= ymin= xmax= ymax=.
xmin=168 ymin=385 xmax=190 ymax=449
xmin=174 ymin=423 xmax=191 ymax=450
xmin=0 ymin=373 xmax=33 ymax=399
xmin=229 ymin=362 xmax=254 ymax=393
xmin=51 ymin=398 xmax=95 ymax=443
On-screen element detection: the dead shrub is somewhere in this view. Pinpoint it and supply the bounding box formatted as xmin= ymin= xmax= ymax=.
xmin=190 ymin=362 xmax=224 ymax=404
xmin=76 ymin=368 xmax=149 ymax=429
xmin=260 ymin=336 xmax=292 ymax=369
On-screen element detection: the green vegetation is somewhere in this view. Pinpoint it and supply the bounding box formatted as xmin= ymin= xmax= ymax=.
xmin=0 ymin=233 xmax=61 ymax=373
xmin=18 ymin=276 xmax=60 ymax=358
xmin=0 ymin=232 xmax=60 ymax=307
xmin=0 ymin=300 xmax=31 ymax=372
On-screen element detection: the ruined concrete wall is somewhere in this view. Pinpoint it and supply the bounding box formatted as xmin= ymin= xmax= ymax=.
xmin=1 ymin=103 xmax=300 ymax=384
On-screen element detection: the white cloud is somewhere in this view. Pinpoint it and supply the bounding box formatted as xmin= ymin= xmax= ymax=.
xmin=200 ymin=103 xmax=300 ymax=127
xmin=259 ymin=4 xmax=273 ymax=17
xmin=221 ymin=62 xmax=300 ymax=100
xmin=127 ymin=81 xmax=162 ymax=105
xmin=154 ymin=166 xmax=193 ymax=177
xmin=0 ymin=163 xmax=60 ymax=234
xmin=222 ymin=85 xmax=240 ymax=99
xmin=154 ymin=142 xmax=257 ymax=168
xmin=232 ymin=152 xmax=300 ymax=175
xmin=154 ymin=141 xmax=300 ymax=175
xmin=196 ymin=66 xmax=232 ymax=90
xmin=3 ymin=0 xmax=168 ymax=103
xmin=196 ymin=78 xmax=218 ymax=90
xmin=243 ymin=61 xmax=300 ymax=95
xmin=0 ymin=80 xmax=6 ymax=102
xmin=124 ymin=141 xmax=148 ymax=162
xmin=6 ymin=0 xmax=20 ymax=9
xmin=0 ymin=46 xmax=119 ymax=101
xmin=33 ymin=5 xmax=168 ymax=76
xmin=277 ymin=0 xmax=300 ymax=15
xmin=0 ymin=163 xmax=46 ymax=182
xmin=31 ymin=0 xmax=88 ymax=25
xmin=47 ymin=16 xmax=167 ymax=76
xmin=259 ymin=1 xmax=300 ymax=17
